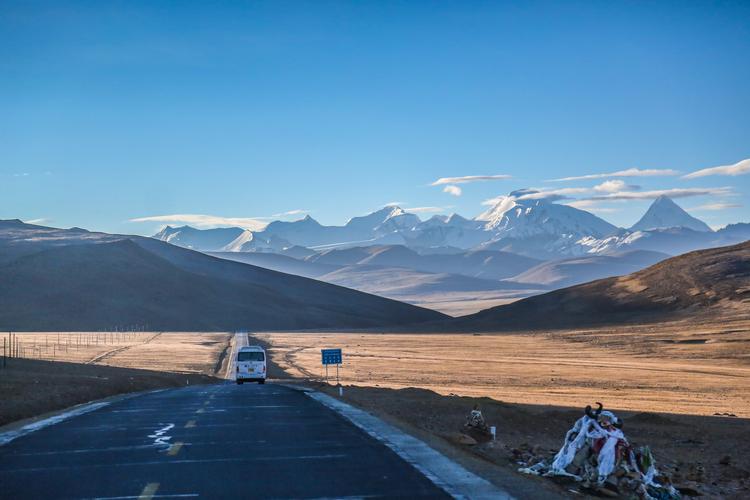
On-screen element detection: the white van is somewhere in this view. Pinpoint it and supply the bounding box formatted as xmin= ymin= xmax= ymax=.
xmin=236 ymin=345 xmax=267 ymax=384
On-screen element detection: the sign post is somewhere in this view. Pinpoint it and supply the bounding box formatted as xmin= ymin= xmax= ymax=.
xmin=321 ymin=348 xmax=343 ymax=393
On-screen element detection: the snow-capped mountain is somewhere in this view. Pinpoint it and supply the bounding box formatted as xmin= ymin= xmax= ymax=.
xmin=470 ymin=190 xmax=619 ymax=258
xmin=477 ymin=190 xmax=618 ymax=239
xmin=151 ymin=195 xmax=744 ymax=260
xmin=153 ymin=225 xmax=245 ymax=251
xmin=572 ymin=197 xmax=732 ymax=256
xmin=630 ymin=195 xmax=712 ymax=232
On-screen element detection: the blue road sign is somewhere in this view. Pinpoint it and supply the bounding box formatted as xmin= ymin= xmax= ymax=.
xmin=321 ymin=348 xmax=342 ymax=365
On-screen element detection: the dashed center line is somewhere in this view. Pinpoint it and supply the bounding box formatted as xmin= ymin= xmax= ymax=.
xmin=137 ymin=482 xmax=159 ymax=500
xmin=166 ymin=442 xmax=184 ymax=456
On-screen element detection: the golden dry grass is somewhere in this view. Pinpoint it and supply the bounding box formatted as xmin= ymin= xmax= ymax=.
xmin=257 ymin=317 xmax=750 ymax=417
xmin=1 ymin=332 xmax=232 ymax=375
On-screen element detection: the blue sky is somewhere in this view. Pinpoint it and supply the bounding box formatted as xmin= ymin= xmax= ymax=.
xmin=1 ymin=0 xmax=748 ymax=235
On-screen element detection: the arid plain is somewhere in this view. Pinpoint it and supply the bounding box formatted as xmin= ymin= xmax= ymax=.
xmin=255 ymin=317 xmax=750 ymax=417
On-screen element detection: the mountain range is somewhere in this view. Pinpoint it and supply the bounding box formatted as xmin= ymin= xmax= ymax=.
xmin=2 ymin=216 xmax=748 ymax=331
xmin=154 ymin=194 xmax=749 ymax=261
xmin=0 ymin=220 xmax=445 ymax=330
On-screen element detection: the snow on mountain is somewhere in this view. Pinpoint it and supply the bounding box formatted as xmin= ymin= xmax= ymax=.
xmin=221 ymin=229 xmax=254 ymax=252
xmin=153 ymin=225 xmax=245 ymax=251
xmin=630 ymin=195 xmax=712 ymax=232
xmin=345 ymin=206 xmax=419 ymax=234
xmin=571 ymin=198 xmax=733 ymax=256
xmin=150 ymin=196 xmax=746 ymax=260
xmin=477 ymin=190 xmax=619 ymax=239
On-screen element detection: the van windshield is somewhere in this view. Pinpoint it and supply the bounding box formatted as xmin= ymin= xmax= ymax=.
xmin=238 ymin=351 xmax=265 ymax=362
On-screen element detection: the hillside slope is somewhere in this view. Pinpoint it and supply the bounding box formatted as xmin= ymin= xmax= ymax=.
xmin=448 ymin=240 xmax=750 ymax=331
xmin=0 ymin=221 xmax=446 ymax=330
xmin=508 ymin=250 xmax=669 ymax=288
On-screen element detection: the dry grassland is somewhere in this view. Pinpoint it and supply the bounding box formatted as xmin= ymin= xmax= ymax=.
xmin=1 ymin=332 xmax=232 ymax=375
xmin=257 ymin=317 xmax=750 ymax=417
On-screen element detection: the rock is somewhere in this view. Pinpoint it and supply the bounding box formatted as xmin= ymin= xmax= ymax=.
xmin=719 ymin=455 xmax=731 ymax=466
xmin=444 ymin=432 xmax=477 ymax=446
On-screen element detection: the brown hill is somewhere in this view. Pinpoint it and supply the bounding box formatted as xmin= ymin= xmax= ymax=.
xmin=0 ymin=221 xmax=446 ymax=331
xmin=448 ymin=240 xmax=750 ymax=331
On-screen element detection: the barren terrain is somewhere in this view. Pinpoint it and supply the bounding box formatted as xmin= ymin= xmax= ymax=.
xmin=0 ymin=332 xmax=231 ymax=426
xmin=257 ymin=318 xmax=750 ymax=416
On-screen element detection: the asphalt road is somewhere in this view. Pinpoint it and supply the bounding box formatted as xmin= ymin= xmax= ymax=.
xmin=0 ymin=382 xmax=449 ymax=499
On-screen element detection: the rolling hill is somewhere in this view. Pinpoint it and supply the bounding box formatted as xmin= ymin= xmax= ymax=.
xmin=508 ymin=250 xmax=669 ymax=288
xmin=209 ymin=248 xmax=543 ymax=315
xmin=0 ymin=220 xmax=446 ymax=330
xmin=448 ymin=240 xmax=750 ymax=331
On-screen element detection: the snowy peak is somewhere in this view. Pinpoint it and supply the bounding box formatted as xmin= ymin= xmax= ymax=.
xmin=346 ymin=206 xmax=404 ymax=227
xmin=630 ymin=196 xmax=712 ymax=232
xmin=152 ymin=225 xmax=245 ymax=251
xmin=476 ymin=191 xmax=618 ymax=239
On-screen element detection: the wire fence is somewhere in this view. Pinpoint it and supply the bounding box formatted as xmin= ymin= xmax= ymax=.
xmin=1 ymin=329 xmax=151 ymax=369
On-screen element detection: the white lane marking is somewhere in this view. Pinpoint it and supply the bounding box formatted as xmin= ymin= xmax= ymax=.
xmin=308 ymin=392 xmax=513 ymax=500
xmin=147 ymin=423 xmax=174 ymax=448
xmin=89 ymin=494 xmax=199 ymax=500
xmin=11 ymin=439 xmax=367 ymax=457
xmin=0 ymin=402 xmax=109 ymax=447
xmin=110 ymin=409 xmax=159 ymax=413
xmin=11 ymin=443 xmax=162 ymax=456
xmin=3 ymin=454 xmax=350 ymax=473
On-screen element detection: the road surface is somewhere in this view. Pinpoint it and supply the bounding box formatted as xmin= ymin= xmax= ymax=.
xmin=0 ymin=335 xmax=450 ymax=499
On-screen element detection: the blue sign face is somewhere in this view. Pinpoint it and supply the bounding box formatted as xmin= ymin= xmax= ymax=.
xmin=321 ymin=348 xmax=342 ymax=365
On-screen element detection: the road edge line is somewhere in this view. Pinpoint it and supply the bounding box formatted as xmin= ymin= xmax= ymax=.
xmin=0 ymin=388 xmax=168 ymax=447
xmin=307 ymin=391 xmax=514 ymax=500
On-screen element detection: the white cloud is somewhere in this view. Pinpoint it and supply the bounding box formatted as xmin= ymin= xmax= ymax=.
xmin=404 ymin=206 xmax=450 ymax=214
xmin=129 ymin=214 xmax=269 ymax=231
xmin=24 ymin=218 xmax=50 ymax=225
xmin=688 ymin=202 xmax=742 ymax=211
xmin=384 ymin=201 xmax=405 ymax=207
xmin=565 ymin=200 xmax=620 ymax=213
xmin=515 ymin=187 xmax=591 ymax=201
xmin=565 ymin=199 xmax=599 ymax=209
xmin=13 ymin=172 xmax=30 ymax=177
xmin=593 ymin=179 xmax=639 ymax=193
xmin=271 ymin=209 xmax=308 ymax=217
xmin=431 ymin=174 xmax=512 ymax=186
xmin=481 ymin=187 xmax=590 ymax=206
xmin=682 ymin=158 xmax=750 ymax=179
xmin=587 ymin=187 xmax=733 ymax=201
xmin=551 ymin=168 xmax=680 ymax=182
xmin=443 ymin=185 xmax=462 ymax=196
xmin=481 ymin=195 xmax=507 ymax=206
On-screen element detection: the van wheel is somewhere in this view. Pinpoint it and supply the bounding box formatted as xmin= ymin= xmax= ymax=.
xmin=258 ymin=380 xmax=265 ymax=385
xmin=236 ymin=380 xmax=243 ymax=385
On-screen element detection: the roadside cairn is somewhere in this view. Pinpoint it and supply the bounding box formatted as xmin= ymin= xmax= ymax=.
xmin=463 ymin=404 xmax=493 ymax=443
xmin=519 ymin=403 xmax=681 ymax=499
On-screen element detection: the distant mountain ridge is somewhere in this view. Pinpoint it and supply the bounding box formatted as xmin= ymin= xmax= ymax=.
xmin=154 ymin=225 xmax=245 ymax=251
xmin=150 ymin=195 xmax=747 ymax=261
xmin=630 ymin=195 xmax=712 ymax=232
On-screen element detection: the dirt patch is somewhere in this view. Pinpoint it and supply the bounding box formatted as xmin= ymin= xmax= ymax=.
xmin=0 ymin=358 xmax=219 ymax=427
